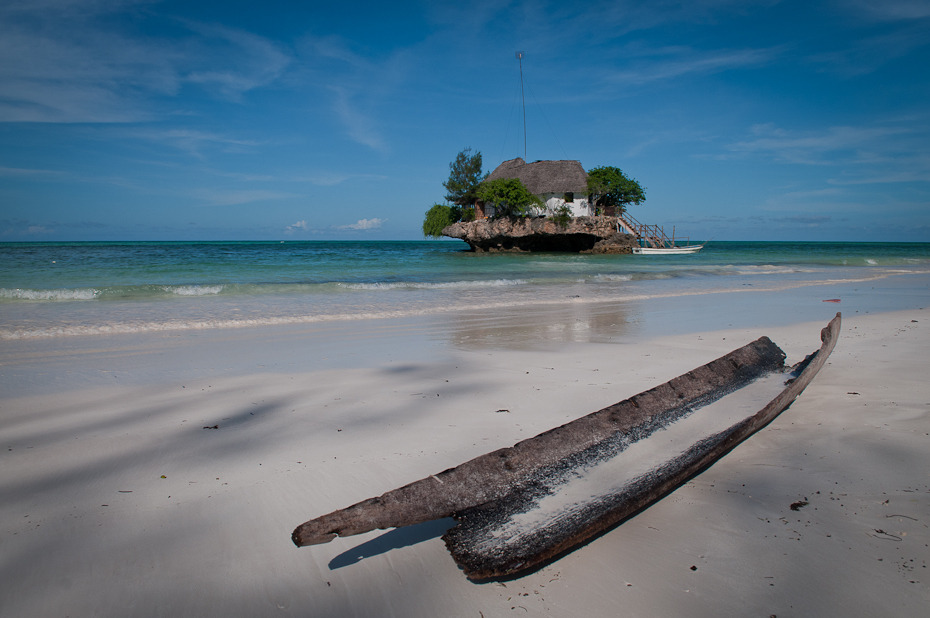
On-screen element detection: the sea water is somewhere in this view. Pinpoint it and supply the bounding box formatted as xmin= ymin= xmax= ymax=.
xmin=1 ymin=240 xmax=928 ymax=339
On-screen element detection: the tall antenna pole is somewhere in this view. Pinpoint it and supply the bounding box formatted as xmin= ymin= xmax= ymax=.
xmin=516 ymin=51 xmax=526 ymax=160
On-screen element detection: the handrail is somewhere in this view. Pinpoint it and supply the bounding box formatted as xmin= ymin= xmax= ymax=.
xmin=617 ymin=213 xmax=688 ymax=248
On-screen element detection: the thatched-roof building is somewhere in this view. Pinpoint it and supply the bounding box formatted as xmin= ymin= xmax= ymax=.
xmin=479 ymin=158 xmax=594 ymax=218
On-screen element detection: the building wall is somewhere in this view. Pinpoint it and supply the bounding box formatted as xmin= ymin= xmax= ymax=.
xmin=477 ymin=195 xmax=594 ymax=219
xmin=527 ymin=194 xmax=593 ymax=217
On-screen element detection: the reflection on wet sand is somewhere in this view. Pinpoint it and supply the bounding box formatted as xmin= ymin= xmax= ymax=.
xmin=445 ymin=300 xmax=637 ymax=350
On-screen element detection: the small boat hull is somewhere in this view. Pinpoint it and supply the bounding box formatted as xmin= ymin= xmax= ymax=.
xmin=633 ymin=244 xmax=703 ymax=254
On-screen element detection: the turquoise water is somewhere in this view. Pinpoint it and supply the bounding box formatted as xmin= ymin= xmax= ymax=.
xmin=1 ymin=240 xmax=928 ymax=338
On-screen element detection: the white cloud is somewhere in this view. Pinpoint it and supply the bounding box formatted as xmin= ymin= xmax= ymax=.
xmin=338 ymin=218 xmax=384 ymax=231
xmin=285 ymin=220 xmax=309 ymax=233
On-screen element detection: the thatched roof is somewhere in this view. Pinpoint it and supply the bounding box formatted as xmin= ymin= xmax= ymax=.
xmin=485 ymin=158 xmax=588 ymax=195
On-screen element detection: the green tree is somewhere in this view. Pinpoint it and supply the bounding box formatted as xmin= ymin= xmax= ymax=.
xmin=551 ymin=204 xmax=573 ymax=228
xmin=422 ymin=203 xmax=458 ymax=238
xmin=443 ymin=147 xmax=487 ymax=207
xmin=586 ymin=166 xmax=646 ymax=215
xmin=475 ymin=178 xmax=542 ymax=218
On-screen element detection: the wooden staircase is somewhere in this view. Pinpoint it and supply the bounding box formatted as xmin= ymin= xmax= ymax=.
xmin=616 ymin=213 xmax=688 ymax=249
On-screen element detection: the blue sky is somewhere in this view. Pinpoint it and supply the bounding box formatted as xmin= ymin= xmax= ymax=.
xmin=1 ymin=0 xmax=928 ymax=242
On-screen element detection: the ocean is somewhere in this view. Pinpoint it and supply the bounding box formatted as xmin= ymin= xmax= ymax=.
xmin=1 ymin=240 xmax=929 ymax=340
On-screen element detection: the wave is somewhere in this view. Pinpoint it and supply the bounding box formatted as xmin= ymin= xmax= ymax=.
xmin=0 ymin=287 xmax=101 ymax=301
xmin=727 ymin=264 xmax=816 ymax=275
xmin=337 ymin=279 xmax=529 ymax=291
xmin=162 ymin=285 xmax=225 ymax=296
xmin=1 ymin=267 xmax=924 ymax=340
xmin=1 ymin=284 xmax=227 ymax=302
xmin=0 ymin=279 xmax=531 ymax=302
xmin=589 ymin=274 xmax=633 ymax=282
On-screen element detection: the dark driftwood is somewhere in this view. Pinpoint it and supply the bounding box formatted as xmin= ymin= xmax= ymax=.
xmin=446 ymin=313 xmax=842 ymax=579
xmin=293 ymin=314 xmax=840 ymax=579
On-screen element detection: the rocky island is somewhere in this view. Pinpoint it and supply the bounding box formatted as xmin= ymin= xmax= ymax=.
xmin=443 ymin=216 xmax=636 ymax=253
xmin=427 ymin=150 xmax=647 ymax=253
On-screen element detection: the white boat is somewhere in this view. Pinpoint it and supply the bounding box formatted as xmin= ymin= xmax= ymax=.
xmin=633 ymin=244 xmax=703 ymax=255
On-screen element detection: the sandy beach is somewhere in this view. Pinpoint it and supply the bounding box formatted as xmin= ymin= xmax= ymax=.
xmin=2 ymin=284 xmax=928 ymax=616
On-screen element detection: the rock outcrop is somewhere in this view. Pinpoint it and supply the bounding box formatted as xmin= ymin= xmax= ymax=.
xmin=442 ymin=216 xmax=636 ymax=253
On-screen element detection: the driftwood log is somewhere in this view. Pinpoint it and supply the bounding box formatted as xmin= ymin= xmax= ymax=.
xmin=293 ymin=313 xmax=841 ymax=580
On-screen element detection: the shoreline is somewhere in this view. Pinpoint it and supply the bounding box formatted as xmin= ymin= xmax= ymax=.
xmin=1 ymin=266 xmax=927 ymax=341
xmin=1 ymin=289 xmax=928 ymax=615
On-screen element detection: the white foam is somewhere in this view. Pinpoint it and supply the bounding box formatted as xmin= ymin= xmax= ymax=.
xmin=163 ymin=285 xmax=225 ymax=296
xmin=590 ymin=274 xmax=633 ymax=282
xmin=338 ymin=279 xmax=528 ymax=291
xmin=0 ymin=287 xmax=99 ymax=301
xmin=730 ymin=264 xmax=811 ymax=275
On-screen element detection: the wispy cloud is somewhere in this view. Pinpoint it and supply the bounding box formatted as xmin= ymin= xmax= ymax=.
xmin=781 ymin=215 xmax=833 ymax=226
xmin=0 ymin=166 xmax=69 ymax=178
xmin=328 ymin=86 xmax=388 ymax=152
xmin=843 ymin=0 xmax=930 ymax=21
xmin=724 ymin=119 xmax=930 ymax=198
xmin=605 ymin=44 xmax=783 ymax=86
xmin=202 ymin=168 xmax=388 ymax=186
xmin=197 ymin=189 xmax=297 ymax=206
xmin=780 ymin=187 xmax=845 ymax=199
xmin=808 ymin=22 xmax=930 ymax=77
xmin=293 ymin=172 xmax=354 ymax=186
xmin=0 ymin=1 xmax=291 ymax=123
xmin=338 ymin=218 xmax=384 ymax=231
xmin=299 ymin=32 xmax=413 ymax=152
xmin=728 ymin=122 xmax=914 ymax=165
xmin=0 ymin=218 xmax=58 ymax=237
xmin=180 ymin=21 xmax=291 ymax=101
xmin=291 ymin=171 xmax=388 ymax=186
xmin=828 ymin=167 xmax=930 ymax=185
xmin=137 ymin=129 xmax=263 ymax=157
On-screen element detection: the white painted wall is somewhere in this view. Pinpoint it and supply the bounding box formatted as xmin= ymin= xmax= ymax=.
xmin=482 ymin=195 xmax=593 ymax=218
xmin=527 ymin=195 xmax=593 ymax=217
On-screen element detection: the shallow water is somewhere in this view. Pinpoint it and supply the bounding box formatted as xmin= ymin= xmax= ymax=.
xmin=1 ymin=240 xmax=928 ymax=339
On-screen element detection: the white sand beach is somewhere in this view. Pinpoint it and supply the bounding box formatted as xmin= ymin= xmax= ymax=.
xmin=2 ymin=292 xmax=928 ymax=616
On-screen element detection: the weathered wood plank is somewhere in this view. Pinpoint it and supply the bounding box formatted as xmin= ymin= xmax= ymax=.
xmin=443 ymin=313 xmax=841 ymax=579
xmin=292 ymin=324 xmax=805 ymax=547
xmin=292 ymin=315 xmax=839 ymax=580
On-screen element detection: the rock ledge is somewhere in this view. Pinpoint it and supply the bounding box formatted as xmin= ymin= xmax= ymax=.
xmin=442 ymin=216 xmax=636 ymax=253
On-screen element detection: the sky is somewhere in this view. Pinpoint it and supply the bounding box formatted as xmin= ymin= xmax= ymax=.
xmin=1 ymin=0 xmax=928 ymax=242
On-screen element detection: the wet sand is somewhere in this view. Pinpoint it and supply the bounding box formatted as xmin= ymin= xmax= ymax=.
xmin=1 ymin=288 xmax=928 ymax=616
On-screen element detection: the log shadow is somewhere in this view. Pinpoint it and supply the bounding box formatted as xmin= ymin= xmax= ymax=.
xmin=328 ymin=518 xmax=455 ymax=569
